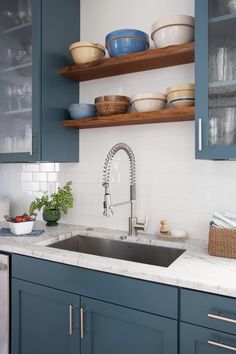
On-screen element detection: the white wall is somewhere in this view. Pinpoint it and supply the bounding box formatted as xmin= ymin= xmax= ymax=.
xmin=0 ymin=0 xmax=235 ymax=239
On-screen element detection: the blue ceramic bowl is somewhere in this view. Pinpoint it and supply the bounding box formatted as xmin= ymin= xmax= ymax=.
xmin=68 ymin=104 xmax=97 ymax=119
xmin=105 ymin=29 xmax=149 ymax=57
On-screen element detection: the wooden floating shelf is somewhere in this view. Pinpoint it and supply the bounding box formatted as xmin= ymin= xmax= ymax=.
xmin=59 ymin=42 xmax=195 ymax=82
xmin=62 ymin=107 xmax=195 ymax=129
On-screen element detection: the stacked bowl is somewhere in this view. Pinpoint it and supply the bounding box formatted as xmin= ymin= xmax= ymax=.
xmin=131 ymin=92 xmax=166 ymax=112
xmin=167 ymin=84 xmax=195 ymax=108
xmin=95 ymin=95 xmax=130 ymax=116
xmin=69 ymin=41 xmax=106 ymax=65
xmin=68 ymin=104 xmax=97 ymax=119
xmin=151 ymin=15 xmax=194 ymax=48
xmin=105 ymin=29 xmax=149 ymax=57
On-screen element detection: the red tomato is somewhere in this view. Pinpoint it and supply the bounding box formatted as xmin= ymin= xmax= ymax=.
xmin=15 ymin=216 xmax=24 ymax=223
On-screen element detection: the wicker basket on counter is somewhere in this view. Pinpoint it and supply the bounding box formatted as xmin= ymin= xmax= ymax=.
xmin=208 ymin=225 xmax=236 ymax=259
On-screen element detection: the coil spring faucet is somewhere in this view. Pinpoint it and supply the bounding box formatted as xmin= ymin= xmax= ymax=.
xmin=102 ymin=143 xmax=147 ymax=236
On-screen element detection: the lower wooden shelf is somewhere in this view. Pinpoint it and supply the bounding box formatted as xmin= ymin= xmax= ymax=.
xmin=62 ymin=107 xmax=195 ymax=129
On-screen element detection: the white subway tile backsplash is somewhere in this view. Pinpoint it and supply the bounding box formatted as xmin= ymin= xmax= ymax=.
xmin=33 ymin=173 xmax=47 ymax=182
xmin=39 ymin=163 xmax=55 ymax=172
xmin=47 ymin=173 xmax=58 ymax=182
xmin=21 ymin=172 xmax=33 ymax=182
xmin=25 ymin=181 xmax=40 ymax=192
xmin=25 ymin=164 xmax=40 ymax=172
xmin=0 ymin=120 xmax=234 ymax=240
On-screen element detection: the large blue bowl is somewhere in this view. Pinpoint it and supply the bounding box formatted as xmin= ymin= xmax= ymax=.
xmin=68 ymin=103 xmax=97 ymax=119
xmin=105 ymin=29 xmax=149 ymax=57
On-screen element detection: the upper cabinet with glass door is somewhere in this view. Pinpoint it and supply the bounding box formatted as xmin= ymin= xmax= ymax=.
xmin=0 ymin=0 xmax=80 ymax=163
xmin=0 ymin=0 xmax=33 ymax=160
xmin=196 ymin=0 xmax=236 ymax=159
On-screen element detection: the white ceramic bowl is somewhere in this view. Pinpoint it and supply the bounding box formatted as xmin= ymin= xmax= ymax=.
xmin=8 ymin=221 xmax=34 ymax=235
xmin=131 ymin=92 xmax=166 ymax=112
xmin=69 ymin=41 xmax=106 ymax=65
xmin=151 ymin=15 xmax=194 ymax=48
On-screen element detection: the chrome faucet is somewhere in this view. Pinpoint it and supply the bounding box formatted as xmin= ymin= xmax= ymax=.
xmin=102 ymin=143 xmax=147 ymax=236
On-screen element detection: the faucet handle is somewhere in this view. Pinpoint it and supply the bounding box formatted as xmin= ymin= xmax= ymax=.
xmin=143 ymin=215 xmax=148 ymax=232
xmin=134 ymin=215 xmax=148 ymax=234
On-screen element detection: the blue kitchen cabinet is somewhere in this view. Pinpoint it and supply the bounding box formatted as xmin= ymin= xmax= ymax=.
xmin=195 ymin=0 xmax=236 ymax=159
xmin=180 ymin=322 xmax=236 ymax=354
xmin=80 ymin=297 xmax=177 ymax=354
xmin=11 ymin=254 xmax=178 ymax=354
xmin=11 ymin=278 xmax=81 ymax=354
xmin=0 ymin=0 xmax=79 ymax=163
xmin=180 ymin=289 xmax=236 ymax=353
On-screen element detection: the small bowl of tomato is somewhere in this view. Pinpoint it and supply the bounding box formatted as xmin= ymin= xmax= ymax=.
xmin=6 ymin=213 xmax=37 ymax=235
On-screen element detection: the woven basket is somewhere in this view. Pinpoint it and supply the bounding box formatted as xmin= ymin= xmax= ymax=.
xmin=208 ymin=225 xmax=236 ymax=259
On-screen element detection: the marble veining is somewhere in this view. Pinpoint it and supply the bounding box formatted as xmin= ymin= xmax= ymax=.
xmin=0 ymin=222 xmax=236 ymax=298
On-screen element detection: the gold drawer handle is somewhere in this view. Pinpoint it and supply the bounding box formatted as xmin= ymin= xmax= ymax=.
xmin=208 ymin=313 xmax=236 ymax=324
xmin=208 ymin=340 xmax=236 ymax=352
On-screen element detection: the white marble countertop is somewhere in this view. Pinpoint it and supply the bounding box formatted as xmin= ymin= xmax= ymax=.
xmin=0 ymin=222 xmax=236 ymax=298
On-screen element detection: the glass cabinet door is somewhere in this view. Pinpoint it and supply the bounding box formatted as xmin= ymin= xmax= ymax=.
xmin=196 ymin=0 xmax=236 ymax=159
xmin=0 ymin=0 xmax=32 ymax=157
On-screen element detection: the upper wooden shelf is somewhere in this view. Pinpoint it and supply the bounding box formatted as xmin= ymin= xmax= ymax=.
xmin=59 ymin=42 xmax=195 ymax=82
xmin=62 ymin=107 xmax=195 ymax=129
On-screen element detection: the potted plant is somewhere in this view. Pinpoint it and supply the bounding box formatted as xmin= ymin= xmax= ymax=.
xmin=29 ymin=181 xmax=73 ymax=226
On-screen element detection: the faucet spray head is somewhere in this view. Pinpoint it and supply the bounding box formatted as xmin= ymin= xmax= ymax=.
xmin=103 ymin=184 xmax=113 ymax=217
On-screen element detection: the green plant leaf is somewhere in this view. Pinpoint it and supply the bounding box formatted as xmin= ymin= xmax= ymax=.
xmin=29 ymin=181 xmax=73 ymax=215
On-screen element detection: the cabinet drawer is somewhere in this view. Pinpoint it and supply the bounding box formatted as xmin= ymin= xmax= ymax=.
xmin=181 ymin=289 xmax=236 ymax=335
xmin=180 ymin=322 xmax=236 ymax=354
xmin=12 ymin=254 xmax=178 ymax=319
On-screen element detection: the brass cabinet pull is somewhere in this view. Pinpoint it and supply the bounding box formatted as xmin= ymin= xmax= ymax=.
xmin=69 ymin=305 xmax=73 ymax=336
xmin=0 ymin=264 xmax=7 ymax=271
xmin=208 ymin=340 xmax=236 ymax=352
xmin=198 ymin=118 xmax=202 ymax=151
xmin=208 ymin=313 xmax=236 ymax=324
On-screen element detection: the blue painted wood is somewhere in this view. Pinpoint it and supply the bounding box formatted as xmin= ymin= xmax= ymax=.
xmin=81 ymin=297 xmax=177 ymax=354
xmin=0 ymin=0 xmax=41 ymax=163
xmin=0 ymin=0 xmax=80 ymax=163
xmin=195 ymin=0 xmax=210 ymax=160
xmin=11 ymin=254 xmax=178 ymax=319
xmin=41 ymin=0 xmax=79 ymax=162
xmin=11 ymin=278 xmax=81 ymax=354
xmin=195 ymin=0 xmax=236 ymax=160
xmin=180 ymin=322 xmax=236 ymax=354
xmin=181 ymin=289 xmax=236 ymax=336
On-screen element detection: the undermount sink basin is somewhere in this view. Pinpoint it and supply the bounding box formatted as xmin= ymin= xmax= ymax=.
xmin=49 ymin=235 xmax=185 ymax=267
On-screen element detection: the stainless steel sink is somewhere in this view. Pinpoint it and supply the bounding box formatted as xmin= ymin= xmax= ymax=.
xmin=49 ymin=235 xmax=185 ymax=267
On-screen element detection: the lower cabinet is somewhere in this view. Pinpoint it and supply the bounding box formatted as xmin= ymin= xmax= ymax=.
xmin=11 ymin=277 xmax=177 ymax=354
xmin=180 ymin=322 xmax=236 ymax=354
xmin=81 ymin=297 xmax=177 ymax=354
xmin=11 ymin=255 xmax=236 ymax=354
xmin=12 ymin=279 xmax=81 ymax=354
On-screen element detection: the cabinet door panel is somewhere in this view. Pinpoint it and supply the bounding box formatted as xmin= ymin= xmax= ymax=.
xmin=180 ymin=322 xmax=236 ymax=354
xmin=12 ymin=279 xmax=80 ymax=354
xmin=196 ymin=0 xmax=236 ymax=159
xmin=81 ymin=297 xmax=177 ymax=354
xmin=0 ymin=0 xmax=40 ymax=162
